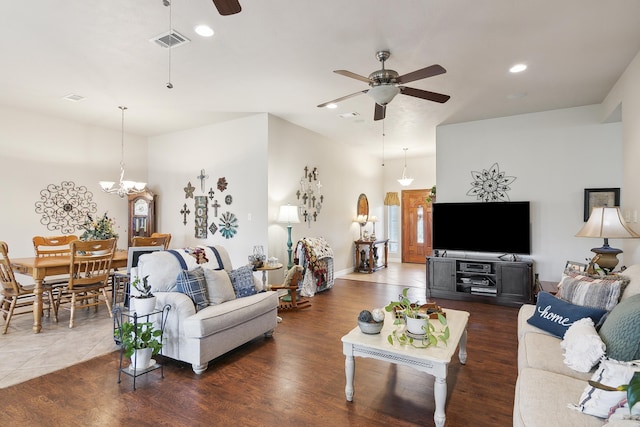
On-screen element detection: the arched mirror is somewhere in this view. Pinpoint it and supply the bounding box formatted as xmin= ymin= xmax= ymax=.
xmin=357 ymin=193 xmax=369 ymax=221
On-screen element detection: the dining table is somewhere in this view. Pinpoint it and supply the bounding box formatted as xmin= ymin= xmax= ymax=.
xmin=10 ymin=250 xmax=128 ymax=333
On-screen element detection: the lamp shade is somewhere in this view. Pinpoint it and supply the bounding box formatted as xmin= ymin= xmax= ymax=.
xmin=576 ymin=207 xmax=640 ymax=239
xmin=278 ymin=205 xmax=300 ymax=224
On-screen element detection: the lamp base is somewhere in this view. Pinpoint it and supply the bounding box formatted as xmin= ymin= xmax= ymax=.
xmin=589 ymin=245 xmax=622 ymax=273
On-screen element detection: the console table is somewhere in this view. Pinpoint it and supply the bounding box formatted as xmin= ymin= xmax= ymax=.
xmin=354 ymin=239 xmax=388 ymax=273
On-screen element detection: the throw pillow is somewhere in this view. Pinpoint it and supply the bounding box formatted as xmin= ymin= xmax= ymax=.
xmin=176 ymin=267 xmax=209 ymax=311
xmin=560 ymin=317 xmax=606 ymax=372
xmin=557 ymin=271 xmax=629 ymax=311
xmin=203 ymin=268 xmax=236 ymax=305
xmin=598 ymin=293 xmax=640 ymax=361
xmin=527 ymin=292 xmax=608 ymax=338
xmin=229 ymin=265 xmax=257 ymax=298
xmin=572 ymin=357 xmax=640 ymax=419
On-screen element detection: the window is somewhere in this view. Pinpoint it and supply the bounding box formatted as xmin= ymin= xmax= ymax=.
xmin=417 ymin=205 xmax=424 ymax=244
xmin=387 ymin=205 xmax=399 ymax=253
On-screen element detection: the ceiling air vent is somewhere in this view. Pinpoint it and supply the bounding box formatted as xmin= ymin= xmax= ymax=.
xmin=151 ymin=30 xmax=190 ymax=48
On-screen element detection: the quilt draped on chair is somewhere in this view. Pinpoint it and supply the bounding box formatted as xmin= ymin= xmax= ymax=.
xmin=295 ymin=237 xmax=334 ymax=297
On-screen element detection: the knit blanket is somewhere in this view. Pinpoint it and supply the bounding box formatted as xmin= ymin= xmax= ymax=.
xmin=296 ymin=237 xmax=333 ymax=290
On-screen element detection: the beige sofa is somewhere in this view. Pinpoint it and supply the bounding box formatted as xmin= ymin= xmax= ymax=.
xmin=135 ymin=245 xmax=279 ymax=374
xmin=513 ymin=264 xmax=640 ymax=427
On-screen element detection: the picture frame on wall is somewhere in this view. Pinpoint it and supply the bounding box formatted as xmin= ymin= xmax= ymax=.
xmin=583 ymin=188 xmax=620 ymax=221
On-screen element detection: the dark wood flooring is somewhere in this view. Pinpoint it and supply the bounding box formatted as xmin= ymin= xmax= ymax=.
xmin=0 ymin=279 xmax=519 ymax=427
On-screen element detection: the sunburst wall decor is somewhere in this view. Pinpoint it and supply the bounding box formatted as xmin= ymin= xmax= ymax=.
xmin=34 ymin=181 xmax=97 ymax=233
xmin=466 ymin=163 xmax=516 ymax=202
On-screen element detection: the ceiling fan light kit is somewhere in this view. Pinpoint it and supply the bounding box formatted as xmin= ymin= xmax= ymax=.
xmin=367 ymin=85 xmax=400 ymax=106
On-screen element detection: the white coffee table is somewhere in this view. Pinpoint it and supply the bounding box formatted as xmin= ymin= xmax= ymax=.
xmin=341 ymin=308 xmax=469 ymax=427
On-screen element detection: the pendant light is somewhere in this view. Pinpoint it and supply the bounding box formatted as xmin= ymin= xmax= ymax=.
xmin=99 ymin=106 xmax=146 ymax=198
xmin=397 ymin=147 xmax=414 ymax=186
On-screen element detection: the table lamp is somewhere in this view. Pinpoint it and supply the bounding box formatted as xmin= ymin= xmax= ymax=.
xmin=575 ymin=206 xmax=640 ymax=272
xmin=278 ymin=204 xmax=301 ymax=268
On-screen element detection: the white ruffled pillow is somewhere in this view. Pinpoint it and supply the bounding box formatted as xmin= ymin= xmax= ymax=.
xmin=560 ymin=317 xmax=606 ymax=372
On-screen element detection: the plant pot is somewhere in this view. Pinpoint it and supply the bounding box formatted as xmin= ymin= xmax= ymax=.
xmin=130 ymin=347 xmax=153 ymax=370
xmin=405 ymin=315 xmax=428 ymax=335
xmin=131 ymin=296 xmax=157 ymax=315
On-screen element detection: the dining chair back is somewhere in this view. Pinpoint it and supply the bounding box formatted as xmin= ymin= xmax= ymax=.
xmin=32 ymin=235 xmax=78 ymax=257
xmin=150 ymin=233 xmax=171 ymax=249
xmin=56 ymin=238 xmax=116 ymax=328
xmin=0 ymin=241 xmax=49 ymax=334
xmin=132 ymin=236 xmax=168 ymax=249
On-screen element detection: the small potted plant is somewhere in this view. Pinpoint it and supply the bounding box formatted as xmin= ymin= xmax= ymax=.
xmin=116 ymin=320 xmax=162 ymax=370
xmin=130 ymin=275 xmax=156 ymax=315
xmin=384 ymin=287 xmax=449 ymax=348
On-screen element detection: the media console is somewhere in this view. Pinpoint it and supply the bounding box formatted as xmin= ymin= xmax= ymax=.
xmin=426 ymin=255 xmax=534 ymax=307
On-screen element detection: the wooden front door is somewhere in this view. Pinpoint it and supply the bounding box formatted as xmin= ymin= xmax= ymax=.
xmin=401 ymin=189 xmax=433 ymax=263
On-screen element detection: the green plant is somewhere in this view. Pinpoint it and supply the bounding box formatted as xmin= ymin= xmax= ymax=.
xmin=80 ymin=212 xmax=118 ymax=241
xmin=116 ymin=320 xmax=162 ymax=358
xmin=131 ymin=275 xmax=153 ymax=298
xmin=384 ymin=287 xmax=449 ymax=348
xmin=426 ymin=185 xmax=436 ymax=203
xmin=589 ymin=371 xmax=640 ymax=417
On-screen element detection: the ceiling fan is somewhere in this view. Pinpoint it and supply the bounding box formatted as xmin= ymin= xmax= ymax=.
xmin=318 ymin=51 xmax=450 ymax=120
xmin=212 ymin=0 xmax=242 ymax=15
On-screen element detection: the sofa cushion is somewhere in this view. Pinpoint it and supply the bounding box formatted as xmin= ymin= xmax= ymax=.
xmin=229 ymin=265 xmax=257 ymax=298
xmin=203 ymin=268 xmax=236 ymax=305
xmin=561 ymin=317 xmax=606 ymax=373
xmin=574 ymin=357 xmax=640 ymax=419
xmin=598 ymin=294 xmax=640 ymax=361
xmin=557 ymin=272 xmax=629 ymax=311
xmin=518 ymin=331 xmax=593 ymax=381
xmin=176 ymin=267 xmax=209 ymax=311
xmin=527 ymin=292 xmax=608 ymax=338
xmin=514 ymin=367 xmax=605 ymax=427
xmin=619 ymin=264 xmax=640 ymax=301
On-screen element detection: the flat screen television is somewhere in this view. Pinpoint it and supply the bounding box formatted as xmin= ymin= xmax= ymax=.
xmin=432 ymin=201 xmax=531 ymax=255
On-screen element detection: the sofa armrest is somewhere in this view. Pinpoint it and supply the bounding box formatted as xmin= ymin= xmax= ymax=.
xmin=154 ymin=291 xmax=196 ymax=360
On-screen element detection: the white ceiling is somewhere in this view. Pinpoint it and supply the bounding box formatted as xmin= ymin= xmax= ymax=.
xmin=2 ymin=1 xmax=640 ymax=159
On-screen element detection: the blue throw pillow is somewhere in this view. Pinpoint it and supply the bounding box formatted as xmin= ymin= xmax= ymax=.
xmin=229 ymin=265 xmax=257 ymax=298
xmin=527 ymin=292 xmax=607 ymax=338
xmin=176 ymin=267 xmax=209 ymax=311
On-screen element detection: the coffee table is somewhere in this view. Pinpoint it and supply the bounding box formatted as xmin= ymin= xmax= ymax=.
xmin=341 ymin=308 xmax=469 ymax=427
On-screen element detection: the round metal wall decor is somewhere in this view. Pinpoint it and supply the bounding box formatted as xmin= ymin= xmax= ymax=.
xmin=467 ymin=163 xmax=516 ymax=202
xmin=34 ymin=181 xmax=97 ymax=233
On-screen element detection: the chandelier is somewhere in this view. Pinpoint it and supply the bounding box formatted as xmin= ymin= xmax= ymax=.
xmin=99 ymin=106 xmax=146 ymax=198
xmin=397 ymin=147 xmax=414 ymax=186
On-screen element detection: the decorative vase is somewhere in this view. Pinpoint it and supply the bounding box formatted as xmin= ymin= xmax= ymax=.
xmin=131 ymin=296 xmax=157 ymax=315
xmin=130 ymin=347 xmax=153 ymax=370
xmin=405 ymin=316 xmax=429 ymax=335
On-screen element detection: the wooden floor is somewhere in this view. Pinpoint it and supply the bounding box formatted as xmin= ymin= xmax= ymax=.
xmin=0 ymin=278 xmax=519 ymax=427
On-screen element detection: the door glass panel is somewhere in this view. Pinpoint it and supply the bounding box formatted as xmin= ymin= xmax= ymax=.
xmin=417 ymin=205 xmax=424 ymax=244
xmin=387 ymin=205 xmax=399 ymax=253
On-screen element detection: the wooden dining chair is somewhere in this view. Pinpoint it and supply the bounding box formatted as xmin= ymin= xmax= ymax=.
xmin=1 ymin=241 xmax=54 ymax=334
xmin=150 ymin=232 xmax=171 ymax=249
xmin=132 ymin=236 xmax=168 ymax=249
xmin=56 ymin=238 xmax=116 ymax=328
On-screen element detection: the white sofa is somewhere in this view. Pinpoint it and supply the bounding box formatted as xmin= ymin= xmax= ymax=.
xmin=513 ymin=264 xmax=640 ymax=426
xmin=135 ymin=245 xmax=278 ymax=374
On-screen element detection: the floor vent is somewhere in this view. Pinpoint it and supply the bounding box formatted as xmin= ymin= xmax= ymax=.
xmin=151 ymin=30 xmax=190 ymax=48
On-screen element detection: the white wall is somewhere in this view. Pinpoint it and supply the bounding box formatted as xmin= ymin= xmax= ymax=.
xmin=0 ymin=107 xmax=147 ymax=257
xmin=436 ymin=105 xmax=623 ymax=282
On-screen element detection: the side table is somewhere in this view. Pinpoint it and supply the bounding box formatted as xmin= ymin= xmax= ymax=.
xmin=255 ymin=262 xmax=284 ymax=288
xmin=354 ymin=239 xmax=389 ymax=273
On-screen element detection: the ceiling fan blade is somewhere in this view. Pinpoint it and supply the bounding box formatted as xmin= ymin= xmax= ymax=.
xmin=317 ymin=90 xmax=368 ymax=108
xmin=400 ymin=86 xmax=450 ymax=103
xmin=334 ymin=70 xmax=373 ymax=84
xmin=212 ymin=0 xmax=242 ymax=15
xmin=374 ymin=103 xmax=386 ymax=121
xmin=396 ymin=64 xmax=446 ymax=84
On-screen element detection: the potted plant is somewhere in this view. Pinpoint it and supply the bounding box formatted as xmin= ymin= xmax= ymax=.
xmin=384 ymin=287 xmax=449 ymax=348
xmin=79 ymin=212 xmax=119 ymax=241
xmin=589 ymin=371 xmax=639 ymax=419
xmin=116 ymin=320 xmax=162 ymax=370
xmin=130 ymin=275 xmax=156 ymax=315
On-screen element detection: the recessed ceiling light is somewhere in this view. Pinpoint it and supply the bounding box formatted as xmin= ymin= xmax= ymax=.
xmin=326 ymin=103 xmax=338 ymax=109
xmin=63 ymin=94 xmax=86 ymax=102
xmin=510 ymin=64 xmax=527 ymax=73
xmin=194 ymin=25 xmax=214 ymax=37
xmin=338 ymin=112 xmax=359 ymax=118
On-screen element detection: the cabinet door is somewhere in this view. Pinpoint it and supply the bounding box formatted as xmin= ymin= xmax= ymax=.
xmin=427 ymin=258 xmax=455 ymax=291
xmin=497 ymin=263 xmax=532 ymax=301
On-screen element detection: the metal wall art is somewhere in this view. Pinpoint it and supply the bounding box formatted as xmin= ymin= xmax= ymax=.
xmin=466 ymin=163 xmax=516 ymax=202
xmin=179 ymin=169 xmax=238 ymax=239
xmin=35 ymin=181 xmax=97 ymax=234
xmin=297 ymin=166 xmax=324 ymax=227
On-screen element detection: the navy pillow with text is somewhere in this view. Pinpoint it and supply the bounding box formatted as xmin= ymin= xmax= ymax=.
xmin=527 ymin=292 xmax=607 ymax=338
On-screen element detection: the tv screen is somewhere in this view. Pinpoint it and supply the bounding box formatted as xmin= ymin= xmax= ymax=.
xmin=432 ymin=201 xmax=531 ymax=255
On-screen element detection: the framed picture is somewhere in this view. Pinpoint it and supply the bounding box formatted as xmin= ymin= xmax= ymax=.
xmin=584 ymin=188 xmax=620 ymax=221
xmin=565 ymin=260 xmax=587 ymax=273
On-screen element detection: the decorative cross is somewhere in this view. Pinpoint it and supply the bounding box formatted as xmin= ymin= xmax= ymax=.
xmin=180 ymin=204 xmax=191 ymax=225
xmin=304 ymin=166 xmax=308 ymax=178
xmin=296 ymin=190 xmax=301 ymax=199
xmin=211 ymin=199 xmax=221 ymax=217
xmin=303 ymin=210 xmax=309 ymax=223
xmin=312 ymin=167 xmax=318 ymax=181
xmin=320 ymin=195 xmax=324 ymax=203
xmin=197 ymin=169 xmax=209 ymax=193
xmin=184 ymin=182 xmax=195 ymax=199
xmin=302 ymin=193 xmax=308 ymax=205
xmin=311 ymin=195 xmax=316 ymax=208
xmin=208 ymin=187 xmax=215 ymax=200
xmin=313 ymin=212 xmax=318 ymax=222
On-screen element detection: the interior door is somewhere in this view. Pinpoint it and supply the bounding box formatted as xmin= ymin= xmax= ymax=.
xmin=401 ymin=189 xmax=433 ymax=263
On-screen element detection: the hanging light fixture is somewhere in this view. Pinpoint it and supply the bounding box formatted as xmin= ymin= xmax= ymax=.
xmin=397 ymin=147 xmax=414 ymax=186
xmin=99 ymin=106 xmax=146 ymax=198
